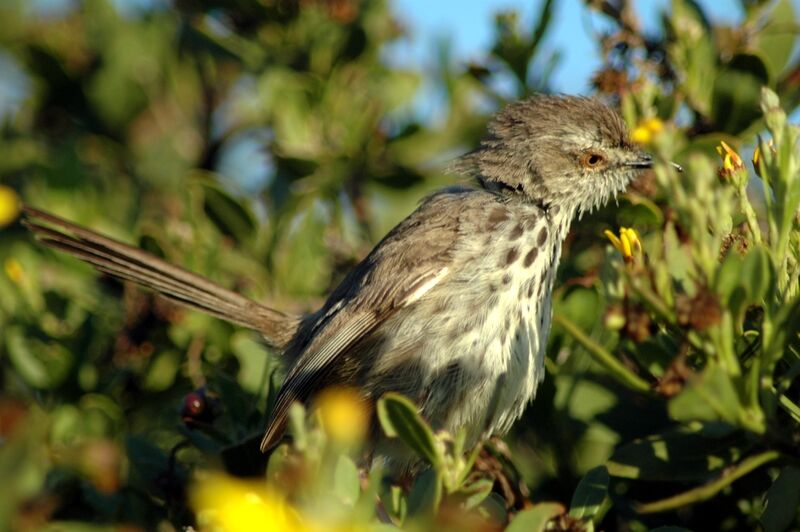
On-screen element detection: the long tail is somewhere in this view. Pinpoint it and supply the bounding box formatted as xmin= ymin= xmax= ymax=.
xmin=23 ymin=206 xmax=299 ymax=349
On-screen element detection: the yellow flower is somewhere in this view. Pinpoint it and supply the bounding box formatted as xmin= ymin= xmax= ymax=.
xmin=604 ymin=227 xmax=643 ymax=263
xmin=191 ymin=472 xmax=306 ymax=532
xmin=0 ymin=185 xmax=21 ymax=227
xmin=316 ymin=387 xmax=368 ymax=446
xmin=631 ymin=117 xmax=664 ymax=145
xmin=4 ymin=258 xmax=24 ymax=284
xmin=716 ymin=140 xmax=744 ymax=175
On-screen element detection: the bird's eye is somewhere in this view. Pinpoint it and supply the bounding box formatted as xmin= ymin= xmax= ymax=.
xmin=580 ymin=152 xmax=605 ymax=168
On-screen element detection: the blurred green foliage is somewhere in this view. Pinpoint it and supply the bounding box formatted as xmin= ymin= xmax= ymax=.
xmin=1 ymin=0 xmax=800 ymax=530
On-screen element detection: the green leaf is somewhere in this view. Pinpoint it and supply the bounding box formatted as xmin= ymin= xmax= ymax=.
xmin=556 ymin=286 xmax=601 ymax=333
xmin=741 ymin=245 xmax=773 ymax=302
xmin=5 ymin=325 xmax=73 ymax=389
xmin=711 ymin=54 xmax=770 ymax=134
xmin=461 ymin=478 xmax=495 ymax=509
xmin=761 ymin=465 xmax=800 ymax=532
xmin=637 ymin=451 xmax=780 ymax=514
xmin=569 ymin=466 xmax=609 ymax=521
xmin=506 ymin=502 xmax=565 ymax=532
xmin=663 ymin=222 xmax=695 ymax=295
xmin=202 ymin=183 xmax=256 ymax=243
xmin=607 ymin=424 xmax=749 ymax=481
xmin=756 ymin=0 xmax=797 ymax=80
xmin=142 ymin=350 xmax=180 ymax=392
xmin=716 ymin=246 xmax=774 ymax=322
xmin=480 ymin=492 xmax=510 ymax=526
xmin=377 ymin=393 xmax=441 ymax=467
xmin=406 ymin=468 xmax=442 ymax=516
xmin=271 ymin=205 xmax=331 ymax=296
xmin=715 ymin=251 xmax=746 ymax=301
xmin=617 ymin=196 xmax=664 ymax=228
xmin=668 ymin=363 xmax=743 ymax=425
xmin=230 ymin=331 xmax=275 ymax=394
xmin=333 ymin=455 xmax=360 ymax=507
xmin=669 ymin=0 xmax=716 ymax=115
xmin=266 ymin=443 xmax=292 ymax=485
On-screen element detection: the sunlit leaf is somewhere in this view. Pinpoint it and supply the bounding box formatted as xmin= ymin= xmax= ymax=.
xmin=377 ymin=393 xmax=441 ymax=467
xmin=668 ymin=364 xmax=743 ymax=425
xmin=607 ymin=424 xmax=749 ymax=481
xmin=569 ymin=465 xmax=609 ymax=521
xmin=506 ymin=502 xmax=564 ymax=532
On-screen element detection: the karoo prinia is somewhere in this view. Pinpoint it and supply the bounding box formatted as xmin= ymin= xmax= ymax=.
xmin=24 ymin=94 xmax=672 ymax=467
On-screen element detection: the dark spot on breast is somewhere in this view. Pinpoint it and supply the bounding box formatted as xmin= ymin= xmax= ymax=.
xmin=487 ymin=207 xmax=509 ymax=229
xmin=502 ymin=273 xmax=511 ymax=285
xmin=527 ymin=279 xmax=536 ymax=298
xmin=489 ymin=283 xmax=497 ymax=293
xmin=505 ymin=247 xmax=520 ymax=265
xmin=537 ymin=226 xmax=548 ymax=245
xmin=523 ymin=248 xmax=538 ymax=267
xmin=509 ymin=223 xmax=524 ymax=240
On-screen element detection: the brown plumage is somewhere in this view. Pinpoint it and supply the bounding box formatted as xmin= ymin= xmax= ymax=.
xmin=24 ymin=94 xmax=661 ymax=467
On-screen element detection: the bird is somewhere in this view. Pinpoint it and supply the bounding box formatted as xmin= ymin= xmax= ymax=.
xmin=23 ymin=94 xmax=664 ymax=464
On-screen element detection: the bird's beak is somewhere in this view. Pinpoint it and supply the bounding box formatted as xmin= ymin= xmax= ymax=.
xmin=625 ymin=154 xmax=683 ymax=173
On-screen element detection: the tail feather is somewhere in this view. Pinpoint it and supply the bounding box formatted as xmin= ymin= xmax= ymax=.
xmin=23 ymin=206 xmax=299 ymax=348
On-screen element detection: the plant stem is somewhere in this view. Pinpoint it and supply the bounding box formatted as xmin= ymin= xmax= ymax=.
xmin=554 ymin=314 xmax=652 ymax=394
xmin=738 ymin=184 xmax=763 ymax=246
xmin=778 ymin=392 xmax=800 ymax=425
xmin=629 ymin=278 xmax=715 ymax=358
xmin=636 ymin=450 xmax=781 ymax=514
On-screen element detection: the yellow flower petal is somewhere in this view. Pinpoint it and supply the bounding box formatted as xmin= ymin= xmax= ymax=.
xmin=717 ymin=140 xmax=743 ymax=171
xmin=604 ymin=229 xmax=623 ymax=253
xmin=622 ymin=228 xmax=642 ymax=257
xmin=643 ymin=117 xmax=664 ymax=134
xmin=0 ymin=186 xmax=21 ymax=227
xmin=191 ymin=473 xmax=306 ymax=532
xmin=4 ymin=258 xmax=23 ymax=284
xmin=606 ymin=227 xmax=643 ymax=263
xmin=316 ymin=387 xmax=368 ymax=446
xmin=620 ymin=230 xmax=633 ymax=259
xmin=631 ymin=117 xmax=664 ymax=145
xmin=631 ymin=126 xmax=652 ymax=145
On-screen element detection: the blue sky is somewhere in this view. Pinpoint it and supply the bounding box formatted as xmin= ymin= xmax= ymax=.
xmin=390 ymin=0 xmax=794 ymax=93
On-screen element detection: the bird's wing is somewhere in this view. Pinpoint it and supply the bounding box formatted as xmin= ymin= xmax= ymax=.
xmin=260 ymin=190 xmax=469 ymax=451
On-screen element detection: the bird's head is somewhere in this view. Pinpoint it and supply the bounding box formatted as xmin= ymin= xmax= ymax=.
xmin=454 ymin=94 xmax=674 ymax=217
